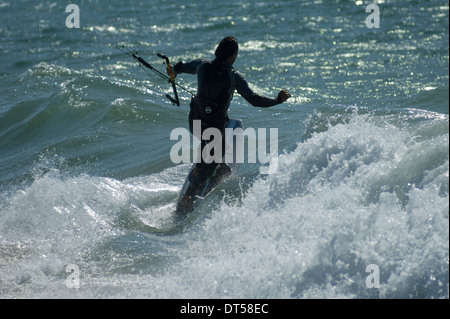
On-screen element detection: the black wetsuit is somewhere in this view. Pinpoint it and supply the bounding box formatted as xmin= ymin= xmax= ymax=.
xmin=174 ymin=58 xmax=281 ymax=165
xmin=174 ymin=58 xmax=281 ymax=214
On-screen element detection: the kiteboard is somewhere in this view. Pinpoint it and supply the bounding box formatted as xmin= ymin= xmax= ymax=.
xmin=176 ymin=119 xmax=244 ymax=215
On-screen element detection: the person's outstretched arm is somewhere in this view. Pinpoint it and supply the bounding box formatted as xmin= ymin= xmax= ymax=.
xmin=235 ymin=71 xmax=290 ymax=107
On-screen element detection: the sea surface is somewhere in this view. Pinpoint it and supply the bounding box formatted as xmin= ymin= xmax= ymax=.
xmin=0 ymin=0 xmax=448 ymax=298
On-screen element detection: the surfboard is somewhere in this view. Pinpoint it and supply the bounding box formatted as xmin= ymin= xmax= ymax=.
xmin=176 ymin=119 xmax=244 ymax=215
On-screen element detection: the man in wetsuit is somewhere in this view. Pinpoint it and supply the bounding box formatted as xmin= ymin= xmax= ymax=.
xmin=169 ymin=36 xmax=291 ymax=163
xmin=170 ymin=36 xmax=290 ymax=214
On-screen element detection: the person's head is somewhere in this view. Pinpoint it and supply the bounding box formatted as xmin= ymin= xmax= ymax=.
xmin=215 ymin=36 xmax=238 ymax=65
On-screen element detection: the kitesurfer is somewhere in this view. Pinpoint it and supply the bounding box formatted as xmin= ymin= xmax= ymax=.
xmin=168 ymin=36 xmax=291 ymax=169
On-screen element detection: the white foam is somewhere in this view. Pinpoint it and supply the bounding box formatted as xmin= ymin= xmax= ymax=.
xmin=143 ymin=112 xmax=449 ymax=298
xmin=0 ymin=112 xmax=448 ymax=298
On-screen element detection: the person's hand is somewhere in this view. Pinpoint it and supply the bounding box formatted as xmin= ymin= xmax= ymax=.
xmin=277 ymin=90 xmax=291 ymax=103
xmin=167 ymin=65 xmax=177 ymax=80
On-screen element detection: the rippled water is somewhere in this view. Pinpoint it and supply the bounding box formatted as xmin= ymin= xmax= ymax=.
xmin=0 ymin=0 xmax=448 ymax=298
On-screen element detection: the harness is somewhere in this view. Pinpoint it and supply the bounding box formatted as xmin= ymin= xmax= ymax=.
xmin=190 ymin=61 xmax=236 ymax=128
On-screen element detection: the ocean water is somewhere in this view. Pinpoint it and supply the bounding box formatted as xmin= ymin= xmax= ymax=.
xmin=0 ymin=0 xmax=448 ymax=299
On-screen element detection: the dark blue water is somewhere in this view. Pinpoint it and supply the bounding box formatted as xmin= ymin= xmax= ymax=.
xmin=0 ymin=0 xmax=448 ymax=298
